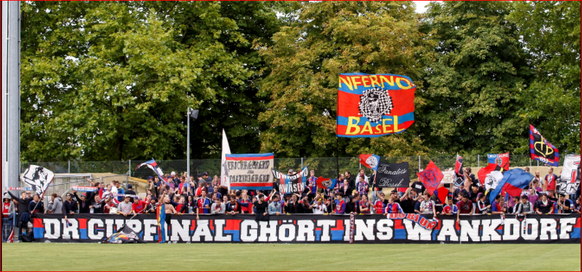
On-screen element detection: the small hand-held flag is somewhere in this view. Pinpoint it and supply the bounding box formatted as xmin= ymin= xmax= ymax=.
xmin=316 ymin=177 xmax=337 ymax=190
xmin=359 ymin=154 xmax=381 ymax=171
xmin=135 ymin=159 xmax=170 ymax=187
xmin=417 ymin=161 xmax=443 ymax=194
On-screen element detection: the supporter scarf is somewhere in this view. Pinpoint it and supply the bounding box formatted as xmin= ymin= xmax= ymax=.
xmin=387 ymin=213 xmax=439 ymax=230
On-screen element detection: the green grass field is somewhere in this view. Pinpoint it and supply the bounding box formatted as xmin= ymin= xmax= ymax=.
xmin=1 ymin=243 xmax=580 ymax=271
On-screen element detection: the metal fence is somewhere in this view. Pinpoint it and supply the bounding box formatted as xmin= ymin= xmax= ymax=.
xmin=20 ymin=154 xmax=571 ymax=182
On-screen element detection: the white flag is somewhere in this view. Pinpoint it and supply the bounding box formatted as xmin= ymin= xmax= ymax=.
xmin=221 ymin=129 xmax=232 ymax=189
xmin=20 ymin=165 xmax=55 ymax=197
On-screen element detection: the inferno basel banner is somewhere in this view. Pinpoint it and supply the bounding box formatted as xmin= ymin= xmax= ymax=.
xmin=337 ymin=73 xmax=415 ymax=137
xmin=32 ymin=214 xmax=579 ymax=244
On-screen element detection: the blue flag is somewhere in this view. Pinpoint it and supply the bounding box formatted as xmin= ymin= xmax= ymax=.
xmin=489 ymin=168 xmax=534 ymax=204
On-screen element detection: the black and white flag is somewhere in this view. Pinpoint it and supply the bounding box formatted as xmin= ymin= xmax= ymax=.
xmin=20 ymin=165 xmax=55 ymax=196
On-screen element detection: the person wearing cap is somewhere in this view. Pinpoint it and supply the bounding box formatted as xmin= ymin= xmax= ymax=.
xmin=132 ymin=196 xmax=147 ymax=215
xmin=2 ymin=193 xmax=15 ymax=242
xmin=72 ymin=190 xmax=91 ymax=214
xmin=202 ymin=172 xmax=212 ymax=183
xmin=62 ymin=193 xmax=79 ymax=215
xmin=476 ymin=193 xmax=489 ymax=214
xmin=46 ymin=193 xmax=63 ymax=214
xmin=125 ymin=184 xmax=137 ymax=203
xmin=170 ymin=171 xmax=180 ymax=188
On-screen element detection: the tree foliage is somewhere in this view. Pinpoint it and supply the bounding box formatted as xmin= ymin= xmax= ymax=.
xmin=18 ymin=1 xmax=580 ymax=162
xmin=507 ymin=1 xmax=581 ymax=154
xmin=257 ymin=1 xmax=430 ymax=158
xmin=20 ymin=1 xmax=279 ymax=161
xmin=420 ymin=1 xmax=532 ymax=155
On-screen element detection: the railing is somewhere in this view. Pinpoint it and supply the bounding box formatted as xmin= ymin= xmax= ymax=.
xmin=20 ymin=154 xmax=570 ymax=181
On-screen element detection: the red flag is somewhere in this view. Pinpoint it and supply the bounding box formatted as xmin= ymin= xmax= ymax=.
xmin=316 ymin=177 xmax=337 ymax=190
xmin=478 ymin=163 xmax=499 ymax=186
xmin=417 ymin=161 xmax=443 ymax=194
xmin=436 ymin=186 xmax=450 ymax=204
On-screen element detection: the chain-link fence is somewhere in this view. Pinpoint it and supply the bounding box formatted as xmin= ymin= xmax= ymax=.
xmin=20 ymin=154 xmax=574 ymax=182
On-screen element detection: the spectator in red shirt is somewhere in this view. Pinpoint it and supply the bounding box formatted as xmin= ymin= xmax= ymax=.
xmin=456 ymin=192 xmax=473 ymax=222
xmin=373 ymin=192 xmax=387 ymax=214
xmin=333 ymin=193 xmax=346 ymax=214
xmin=543 ymin=167 xmax=558 ymax=193
xmin=132 ymin=197 xmax=147 ymax=214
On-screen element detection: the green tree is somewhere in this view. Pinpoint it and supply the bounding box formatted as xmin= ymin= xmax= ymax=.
xmin=20 ymin=1 xmax=278 ymax=161
xmin=508 ymin=1 xmax=581 ymax=154
xmin=257 ymin=1 xmax=430 ymax=158
xmin=421 ymin=1 xmax=533 ymax=155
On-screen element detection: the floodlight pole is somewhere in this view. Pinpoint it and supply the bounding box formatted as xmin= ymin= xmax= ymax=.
xmin=187 ymin=108 xmax=191 ymax=187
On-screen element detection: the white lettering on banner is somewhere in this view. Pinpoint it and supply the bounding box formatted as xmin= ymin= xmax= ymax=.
xmin=437 ymin=220 xmax=459 ymax=242
xmin=62 ymin=218 xmax=79 ymax=240
xmin=279 ymin=221 xmax=296 ymax=242
xmin=214 ymin=220 xmax=231 ymax=242
xmin=540 ymin=218 xmax=558 ymax=240
xmin=258 ymin=221 xmax=278 ymax=242
xmin=354 ymin=219 xmax=375 ymax=241
xmin=87 ymin=219 xmax=104 ymax=240
xmin=241 ymin=220 xmax=258 ymax=242
xmin=559 ymin=218 xmax=576 ymax=240
xmin=37 ymin=215 xmax=579 ymax=243
xmin=503 ymin=219 xmax=520 ymax=241
xmin=522 ymin=218 xmax=539 ymax=241
xmin=44 ymin=219 xmax=61 ymax=239
xmin=296 ymin=220 xmax=315 ymax=242
xmin=481 ymin=219 xmax=502 ymax=242
xmin=317 ymin=220 xmax=335 ymax=242
xmin=403 ymin=220 xmax=431 ymax=241
xmin=459 ymin=220 xmax=480 ymax=242
xmin=104 ymin=219 xmax=124 ymax=238
xmin=171 ymin=219 xmax=190 ymax=242
xmin=192 ymin=220 xmax=213 ymax=242
xmin=376 ymin=219 xmax=393 ymax=240
xmin=143 ymin=219 xmax=158 ymax=242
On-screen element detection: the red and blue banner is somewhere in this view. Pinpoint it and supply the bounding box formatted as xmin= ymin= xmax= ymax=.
xmin=489 ymin=168 xmax=534 ymax=204
xmin=529 ymin=125 xmax=559 ymax=167
xmin=31 ymin=214 xmax=580 ymax=244
xmin=225 ymin=153 xmax=274 ymax=191
xmin=487 ymin=152 xmax=510 ymax=171
xmin=135 ymin=159 xmax=170 ymax=187
xmin=337 ymin=73 xmax=415 ymax=138
xmin=359 ymin=154 xmax=380 ymax=171
xmin=156 ymin=204 xmax=166 ymax=244
xmin=417 ymin=161 xmax=443 ymax=194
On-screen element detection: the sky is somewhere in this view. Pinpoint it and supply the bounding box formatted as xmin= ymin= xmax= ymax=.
xmin=414 ymin=1 xmax=431 ymax=13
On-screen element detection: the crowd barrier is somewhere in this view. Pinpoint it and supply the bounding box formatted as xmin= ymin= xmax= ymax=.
xmin=32 ymin=214 xmax=580 ymax=244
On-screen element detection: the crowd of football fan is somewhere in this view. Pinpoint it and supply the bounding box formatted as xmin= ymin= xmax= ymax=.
xmin=2 ymin=166 xmax=581 ymax=242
